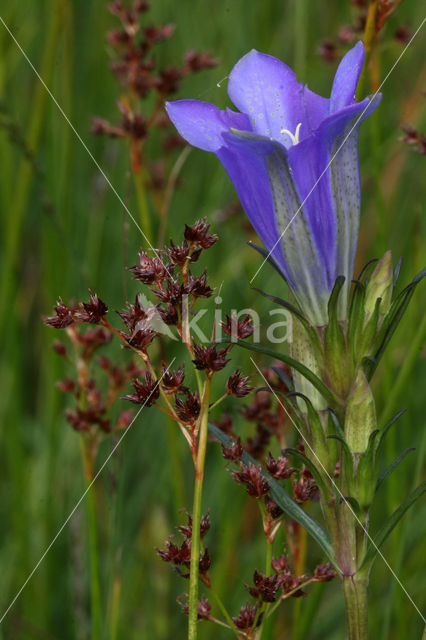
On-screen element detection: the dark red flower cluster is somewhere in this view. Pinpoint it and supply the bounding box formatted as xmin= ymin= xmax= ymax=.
xmin=401 ymin=124 xmax=426 ymax=155
xmin=92 ymin=0 xmax=218 ymax=173
xmin=177 ymin=594 xmax=212 ymax=621
xmin=157 ymin=511 xmax=211 ymax=583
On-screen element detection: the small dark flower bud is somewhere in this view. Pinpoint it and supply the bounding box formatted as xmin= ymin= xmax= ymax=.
xmin=226 ymin=370 xmax=252 ymax=397
xmin=175 ymin=391 xmax=200 ymax=424
xmin=264 ymin=495 xmax=283 ymax=520
xmin=144 ymin=24 xmax=175 ymax=44
xmin=221 ymin=313 xmax=254 ymax=339
xmin=199 ymin=547 xmax=211 ymax=575
xmin=156 ymin=303 xmax=179 ymax=326
xmin=266 ymin=453 xmax=295 ymax=479
xmin=52 ymin=340 xmax=67 ymax=357
xmin=184 ymin=218 xmax=218 ymax=249
xmin=56 ymin=379 xmax=75 ymax=393
xmin=161 ymin=364 xmax=185 ymax=393
xmin=129 ymin=251 xmax=167 ymax=284
xmin=231 ymin=463 xmax=269 ymax=498
xmin=187 ymin=271 xmax=213 ymax=299
xmin=232 ymin=602 xmax=262 ymax=630
xmin=192 ymin=344 xmax=230 ymax=372
xmin=271 ymin=552 xmax=290 ymax=574
xmin=117 ymin=296 xmax=147 ymax=331
xmin=74 ymin=290 xmax=108 ymax=324
xmin=177 ymin=594 xmax=211 ymax=621
xmin=45 ymin=298 xmax=74 ymax=329
xmin=157 ymin=538 xmax=191 ymax=565
xmin=395 ymin=24 xmax=413 ymax=45
xmin=247 ymin=570 xmax=281 ymax=602
xmin=154 ymin=280 xmax=187 ymax=305
xmin=221 ymin=437 xmax=243 ymax=461
xmin=314 ymin=562 xmax=338 ymax=582
xmin=184 ymin=50 xmax=219 ymax=71
xmin=318 ymin=40 xmax=338 ymax=64
xmin=123 ymin=373 xmax=159 ymax=406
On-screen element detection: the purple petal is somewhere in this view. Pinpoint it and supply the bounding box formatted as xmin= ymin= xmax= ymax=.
xmin=165 ymin=99 xmax=250 ymax=152
xmin=288 ymin=94 xmax=382 ymax=316
xmin=330 ymin=41 xmax=365 ymax=113
xmin=228 ymin=50 xmax=306 ymax=145
xmin=221 ymin=130 xmax=332 ymax=324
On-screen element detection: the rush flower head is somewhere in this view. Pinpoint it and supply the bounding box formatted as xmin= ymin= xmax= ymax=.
xmin=166 ymin=42 xmax=381 ymax=325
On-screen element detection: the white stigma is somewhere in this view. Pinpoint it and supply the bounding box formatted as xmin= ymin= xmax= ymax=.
xmin=280 ymin=122 xmax=302 ymax=146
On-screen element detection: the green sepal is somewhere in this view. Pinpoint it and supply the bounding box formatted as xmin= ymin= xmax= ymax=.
xmin=252 ymin=287 xmax=322 ymax=356
xmin=365 ymin=267 xmax=426 ymax=380
xmin=354 ymin=429 xmax=380 ymax=509
xmin=217 ymin=338 xmax=339 ymax=407
xmin=328 ymin=409 xmax=345 ymax=439
xmin=348 ymin=279 xmax=366 ymax=362
xmin=271 ymin=365 xmax=294 ymax=392
xmin=284 ymin=391 xmax=330 ymax=468
xmin=327 ymin=275 xmax=346 ymax=324
xmin=360 ymin=481 xmax=426 ymax=570
xmin=247 ymin=241 xmax=290 ymax=284
xmin=376 ymin=447 xmax=415 ymax=492
xmin=323 ymin=276 xmax=352 ymax=397
xmin=357 ymin=258 xmax=379 ymax=283
xmin=327 ymin=435 xmax=354 ymax=495
xmin=344 ymin=367 xmax=377 ymax=453
xmin=208 ymin=422 xmax=335 ymax=564
xmin=357 ymin=297 xmax=381 ymax=358
xmin=284 ymin=447 xmax=330 ymax=497
xmin=393 ymin=257 xmax=403 ymax=286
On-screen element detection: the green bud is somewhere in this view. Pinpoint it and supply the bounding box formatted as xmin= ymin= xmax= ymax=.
xmin=344 ymin=367 xmax=377 ymax=453
xmin=290 ymin=316 xmax=327 ymax=411
xmin=364 ymin=250 xmax=393 ymax=322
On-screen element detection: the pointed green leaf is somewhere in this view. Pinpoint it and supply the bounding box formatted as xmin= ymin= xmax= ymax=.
xmin=376 ymin=409 xmax=407 ymax=453
xmin=251 ymin=287 xmax=322 ymax=354
xmin=217 ymin=338 xmax=339 ymax=407
xmin=328 ymin=409 xmax=345 ymax=439
xmin=328 ymin=434 xmax=354 ymax=493
xmin=247 ymin=241 xmax=289 ymax=283
xmin=272 ymin=365 xmax=294 ymax=392
xmin=393 ymin=257 xmax=403 ymax=287
xmin=357 ymin=258 xmax=379 ymax=283
xmin=376 ymin=448 xmax=415 ymax=492
xmin=208 ymin=423 xmax=335 ymax=563
xmin=361 ymin=481 xmax=426 ymax=569
xmin=348 ymin=279 xmax=366 ymax=362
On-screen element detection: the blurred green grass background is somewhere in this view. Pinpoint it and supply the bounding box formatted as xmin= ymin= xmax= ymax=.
xmin=0 ymin=1 xmax=425 ymax=638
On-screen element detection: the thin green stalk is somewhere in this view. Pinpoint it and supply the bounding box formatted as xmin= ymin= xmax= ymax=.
xmin=133 ymin=170 xmax=153 ymax=245
xmin=188 ymin=377 xmax=211 ymax=640
xmin=209 ymin=588 xmax=241 ymax=640
xmin=81 ymin=438 xmax=102 ymax=640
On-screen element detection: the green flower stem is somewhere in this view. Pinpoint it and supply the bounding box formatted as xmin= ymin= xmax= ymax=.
xmin=133 ymin=169 xmax=153 ymax=245
xmin=342 ymin=574 xmax=369 ymax=640
xmin=81 ymin=438 xmax=102 ymax=640
xmin=188 ymin=376 xmax=212 ymax=640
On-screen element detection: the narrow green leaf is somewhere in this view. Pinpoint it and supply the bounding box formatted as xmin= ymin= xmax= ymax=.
xmin=328 ymin=409 xmax=345 ymax=439
xmin=272 ymin=365 xmax=294 ymax=392
xmin=393 ymin=257 xmax=403 ymax=286
xmin=218 ymin=338 xmax=339 ymax=407
xmin=247 ymin=241 xmax=288 ymax=283
xmin=357 ymin=257 xmax=379 ymax=283
xmin=376 ymin=448 xmax=415 ymax=492
xmin=251 ymin=287 xmax=322 ymax=354
xmin=376 ymin=409 xmax=407 ymax=453
xmin=328 ymin=434 xmax=354 ymax=493
xmin=208 ymin=423 xmax=335 ymax=563
xmin=361 ymin=481 xmax=426 ymax=569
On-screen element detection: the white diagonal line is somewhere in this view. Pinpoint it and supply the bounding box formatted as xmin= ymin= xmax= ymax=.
xmin=250 ymin=16 xmax=426 ymax=283
xmin=250 ymin=357 xmax=425 ymax=622
xmin=0 ymin=15 xmax=158 ymax=255
xmin=0 ymin=359 xmax=175 ymax=624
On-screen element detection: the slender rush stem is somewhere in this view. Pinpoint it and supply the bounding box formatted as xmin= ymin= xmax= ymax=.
xmin=133 ymin=169 xmax=153 ymax=244
xmin=342 ymin=574 xmax=369 ymax=640
xmin=188 ymin=377 xmax=212 ymax=640
xmin=81 ymin=438 xmax=102 ymax=640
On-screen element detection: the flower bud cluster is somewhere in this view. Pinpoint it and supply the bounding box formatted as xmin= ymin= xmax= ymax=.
xmin=92 ymin=1 xmax=218 ymax=174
